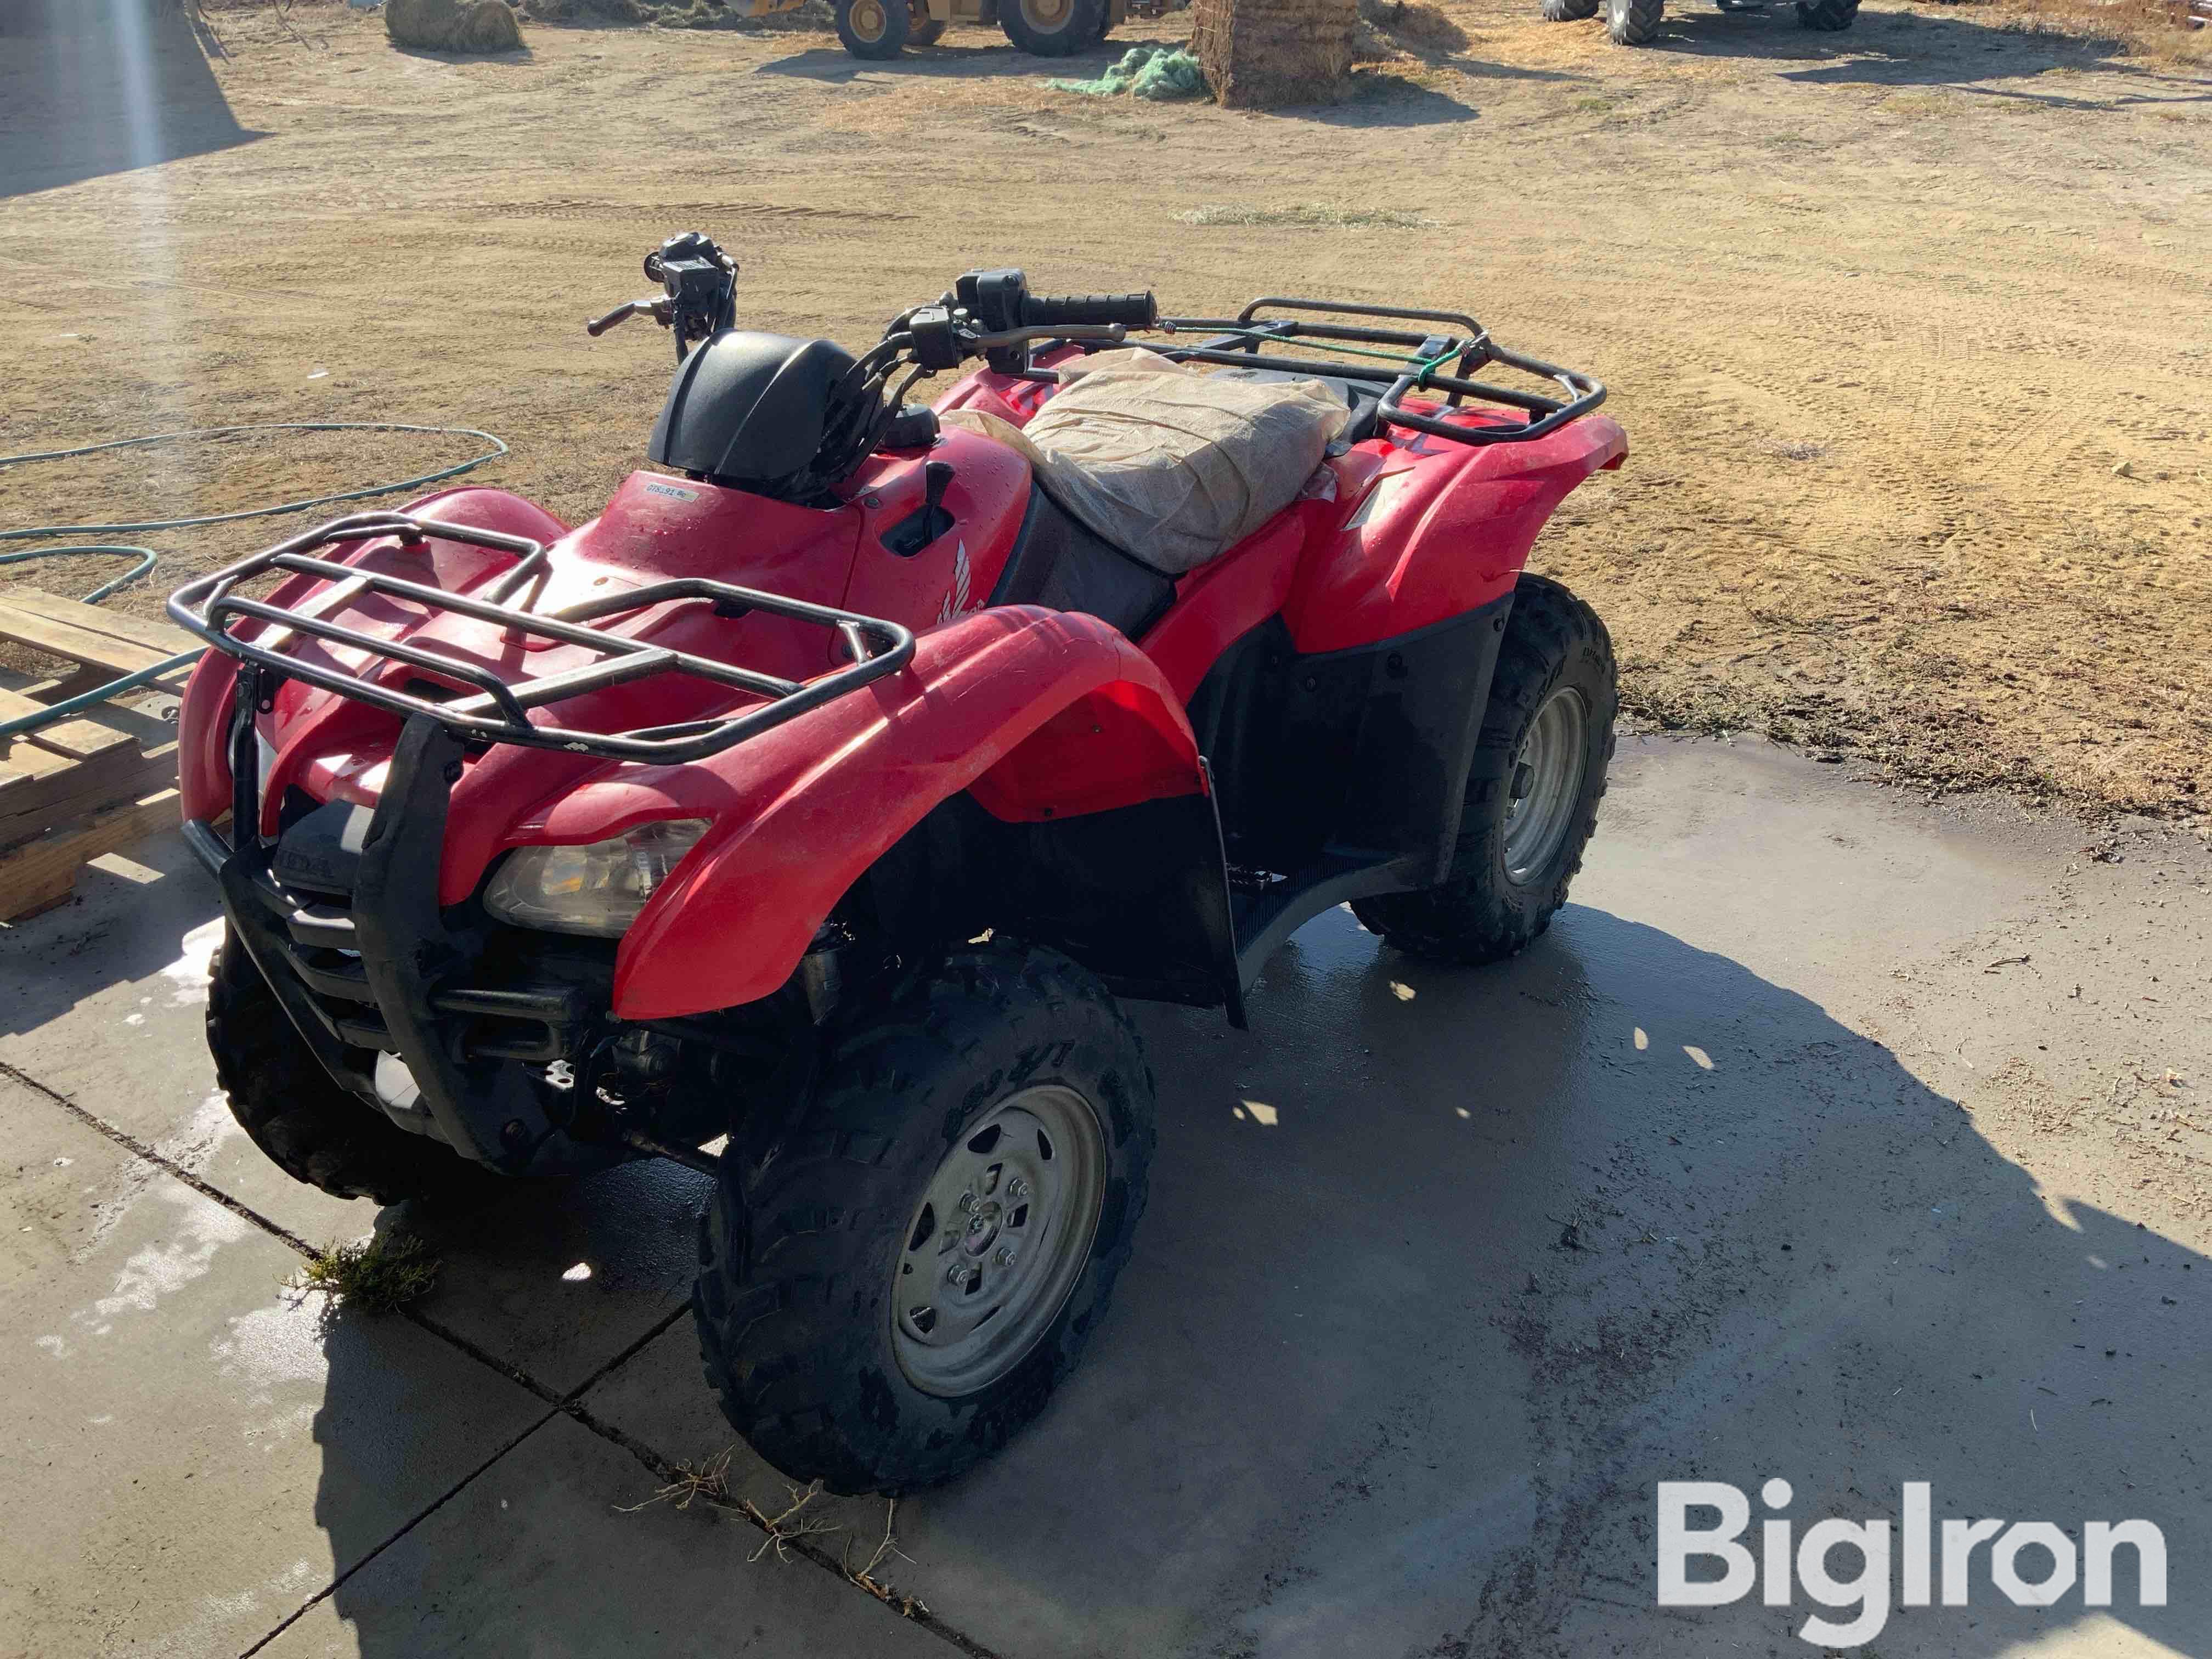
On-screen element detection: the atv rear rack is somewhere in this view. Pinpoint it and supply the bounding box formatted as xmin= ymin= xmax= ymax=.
xmin=1152 ymin=296 xmax=1605 ymax=446
xmin=167 ymin=511 xmax=916 ymax=764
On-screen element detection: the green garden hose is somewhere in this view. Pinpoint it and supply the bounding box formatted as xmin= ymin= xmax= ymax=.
xmin=0 ymin=422 xmax=506 ymax=741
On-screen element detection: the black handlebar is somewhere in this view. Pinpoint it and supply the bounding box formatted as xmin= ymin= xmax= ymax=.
xmin=1019 ymin=291 xmax=1158 ymax=331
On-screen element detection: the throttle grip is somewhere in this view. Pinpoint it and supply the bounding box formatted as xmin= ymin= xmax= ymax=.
xmin=1019 ymin=291 xmax=1158 ymax=330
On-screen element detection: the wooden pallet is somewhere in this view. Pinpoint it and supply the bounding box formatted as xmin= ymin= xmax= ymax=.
xmin=0 ymin=587 xmax=200 ymax=922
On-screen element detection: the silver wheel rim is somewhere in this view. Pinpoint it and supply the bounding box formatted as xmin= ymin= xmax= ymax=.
xmin=892 ymin=1084 xmax=1106 ymax=1398
xmin=1502 ymin=686 xmax=1589 ymax=885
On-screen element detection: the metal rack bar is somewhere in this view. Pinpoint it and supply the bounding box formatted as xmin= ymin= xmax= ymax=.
xmin=168 ymin=514 xmax=916 ymax=766
xmin=1151 ymin=297 xmax=1605 ymax=449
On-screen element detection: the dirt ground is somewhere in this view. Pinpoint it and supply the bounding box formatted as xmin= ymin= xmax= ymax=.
xmin=3 ymin=0 xmax=2207 ymax=819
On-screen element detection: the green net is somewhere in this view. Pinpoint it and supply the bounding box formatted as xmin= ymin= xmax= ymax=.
xmin=1049 ymin=46 xmax=1209 ymax=101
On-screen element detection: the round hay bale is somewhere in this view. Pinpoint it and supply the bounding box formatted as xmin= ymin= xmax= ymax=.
xmin=386 ymin=0 xmax=527 ymax=51
xmin=1192 ymin=0 xmax=1357 ymax=108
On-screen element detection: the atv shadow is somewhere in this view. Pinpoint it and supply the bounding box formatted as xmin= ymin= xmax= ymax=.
xmin=294 ymin=898 xmax=2208 ymax=1656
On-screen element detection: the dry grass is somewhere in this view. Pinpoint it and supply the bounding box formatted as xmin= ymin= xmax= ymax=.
xmin=290 ymin=1234 xmax=441 ymax=1314
xmin=618 ymin=1454 xmax=930 ymax=1614
xmin=1174 ymin=202 xmax=1440 ymax=227
xmin=843 ymin=1499 xmax=927 ymax=1618
xmin=1963 ymin=0 xmax=2212 ymax=61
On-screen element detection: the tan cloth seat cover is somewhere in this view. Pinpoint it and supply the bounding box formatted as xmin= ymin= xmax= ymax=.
xmin=940 ymin=352 xmax=1347 ymax=576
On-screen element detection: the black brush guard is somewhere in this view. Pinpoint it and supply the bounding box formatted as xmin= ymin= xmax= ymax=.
xmin=170 ymin=512 xmax=916 ymax=1173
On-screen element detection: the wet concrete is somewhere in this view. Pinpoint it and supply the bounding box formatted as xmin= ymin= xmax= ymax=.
xmin=2 ymin=737 xmax=2206 ymax=1657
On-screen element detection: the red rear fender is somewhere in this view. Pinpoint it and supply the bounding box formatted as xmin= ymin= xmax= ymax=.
xmin=1285 ymin=413 xmax=1628 ymax=654
xmin=486 ymin=607 xmax=1205 ymax=1022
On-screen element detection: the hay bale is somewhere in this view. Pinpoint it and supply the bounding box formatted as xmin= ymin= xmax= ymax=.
xmin=386 ymin=0 xmax=527 ymax=50
xmin=1191 ymin=0 xmax=1356 ymax=108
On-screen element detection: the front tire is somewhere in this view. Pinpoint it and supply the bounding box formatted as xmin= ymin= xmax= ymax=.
xmin=1353 ymin=575 xmax=1616 ymax=966
xmin=209 ymin=928 xmax=484 ymax=1205
xmin=1000 ymin=0 xmax=1104 ymax=55
xmin=837 ymin=0 xmax=911 ymax=57
xmin=1541 ymin=0 xmax=1601 ymax=18
xmin=1794 ymin=0 xmax=1857 ymax=27
xmin=693 ymin=942 xmax=1155 ymax=1494
xmin=1606 ymin=0 xmax=1663 ymax=41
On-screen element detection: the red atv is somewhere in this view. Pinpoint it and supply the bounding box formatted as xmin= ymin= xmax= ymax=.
xmin=169 ymin=233 xmax=1625 ymax=1493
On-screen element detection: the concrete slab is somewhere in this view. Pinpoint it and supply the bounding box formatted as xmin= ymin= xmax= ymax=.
xmin=10 ymin=739 xmax=2208 ymax=1657
xmin=0 ymin=1075 xmax=550 ymax=1658
xmin=253 ymin=1412 xmax=947 ymax=1659
xmin=0 ymin=837 xmax=708 ymax=1397
xmin=579 ymin=741 xmax=2211 ymax=1659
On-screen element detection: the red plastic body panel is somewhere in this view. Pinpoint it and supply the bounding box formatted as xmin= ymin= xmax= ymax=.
xmin=533 ymin=607 xmax=1204 ymax=1020
xmin=1283 ymin=408 xmax=1627 ymax=655
xmin=1138 ymin=515 xmax=1303 ymax=703
xmin=836 ymin=425 xmax=1034 ymax=637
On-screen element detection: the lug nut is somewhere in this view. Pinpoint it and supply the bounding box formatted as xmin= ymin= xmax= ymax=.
xmin=994 ymin=1245 xmax=1016 ymax=1267
xmin=1006 ymin=1178 xmax=1029 ymax=1201
xmin=957 ymin=1192 xmax=979 ymax=1214
xmin=946 ymin=1263 xmax=971 ymax=1287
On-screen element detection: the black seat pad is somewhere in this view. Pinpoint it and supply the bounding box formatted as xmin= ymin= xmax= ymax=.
xmin=986 ymin=483 xmax=1177 ymax=641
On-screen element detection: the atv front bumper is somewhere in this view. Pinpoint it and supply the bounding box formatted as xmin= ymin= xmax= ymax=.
xmin=190 ymin=707 xmax=624 ymax=1176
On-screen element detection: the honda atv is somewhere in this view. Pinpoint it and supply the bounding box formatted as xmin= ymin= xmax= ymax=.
xmin=169 ymin=232 xmax=1626 ymax=1494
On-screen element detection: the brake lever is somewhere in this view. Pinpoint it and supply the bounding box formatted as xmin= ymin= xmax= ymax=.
xmin=585 ymin=297 xmax=674 ymax=338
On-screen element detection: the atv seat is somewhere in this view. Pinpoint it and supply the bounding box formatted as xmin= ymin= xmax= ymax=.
xmin=988 ymin=484 xmax=1177 ymax=641
xmin=1206 ymin=365 xmax=1386 ymax=445
xmin=943 ymin=352 xmax=1348 ymax=579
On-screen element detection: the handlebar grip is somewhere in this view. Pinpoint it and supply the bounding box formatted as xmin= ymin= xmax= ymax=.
xmin=1019 ymin=291 xmax=1158 ymax=331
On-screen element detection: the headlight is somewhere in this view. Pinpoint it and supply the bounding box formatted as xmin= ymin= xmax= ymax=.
xmin=482 ymin=819 xmax=709 ymax=938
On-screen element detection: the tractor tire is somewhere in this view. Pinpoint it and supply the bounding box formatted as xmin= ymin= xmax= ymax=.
xmin=837 ymin=0 xmax=911 ymax=57
xmin=1000 ymin=0 xmax=1104 ymax=55
xmin=1352 ymin=575 xmax=1616 ymax=967
xmin=1542 ymin=0 xmax=1601 ymax=19
xmin=692 ymin=941 xmax=1155 ymax=1494
xmin=1093 ymin=0 xmax=1116 ymax=40
xmin=1794 ymin=0 xmax=1857 ymax=27
xmin=208 ymin=928 xmax=484 ymax=1205
xmin=1606 ymin=0 xmax=1663 ymax=41
xmin=908 ymin=0 xmax=946 ymax=43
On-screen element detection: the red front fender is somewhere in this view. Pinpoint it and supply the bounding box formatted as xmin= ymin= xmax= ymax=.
xmin=500 ymin=607 xmax=1204 ymax=1022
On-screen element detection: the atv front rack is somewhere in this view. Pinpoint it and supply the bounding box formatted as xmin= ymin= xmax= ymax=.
xmin=168 ymin=512 xmax=915 ymax=764
xmin=1152 ymin=297 xmax=1605 ymax=446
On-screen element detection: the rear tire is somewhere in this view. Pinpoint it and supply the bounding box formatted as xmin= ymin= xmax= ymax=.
xmin=1541 ymin=0 xmax=1601 ymax=18
xmin=1000 ymin=0 xmax=1104 ymax=55
xmin=208 ymin=929 xmax=484 ymax=1205
xmin=693 ymin=941 xmax=1155 ymax=1494
xmin=1794 ymin=0 xmax=1857 ymax=27
xmin=1606 ymin=0 xmax=1663 ymax=41
xmin=837 ymin=0 xmax=910 ymax=57
xmin=1352 ymin=575 xmax=1616 ymax=966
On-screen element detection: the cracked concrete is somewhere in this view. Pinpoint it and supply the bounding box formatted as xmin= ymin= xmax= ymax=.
xmin=2 ymin=737 xmax=2207 ymax=1658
